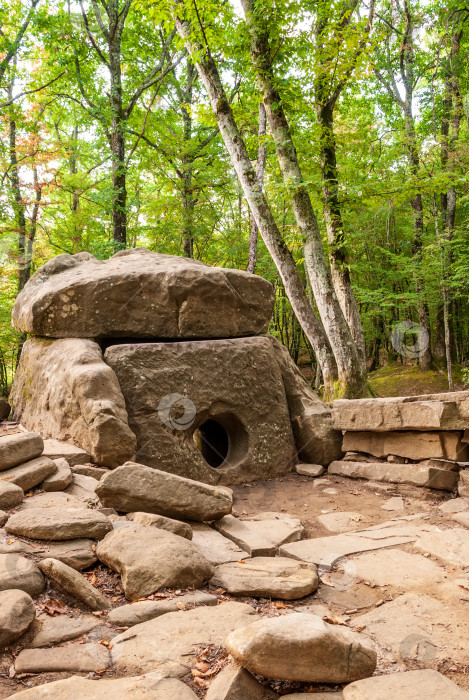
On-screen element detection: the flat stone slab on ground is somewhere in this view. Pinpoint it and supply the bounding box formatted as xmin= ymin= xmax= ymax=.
xmin=42 ymin=457 xmax=73 ymax=491
xmin=10 ymin=672 xmax=198 ymax=699
xmin=18 ymin=491 xmax=86 ymax=510
xmin=342 ymin=670 xmax=469 ymax=699
xmin=15 ymin=643 xmax=110 ymax=673
xmin=210 ymin=557 xmax=318 ymax=600
xmin=5 ymin=506 xmax=112 ymax=540
xmin=381 ymin=496 xmax=405 ymax=511
xmin=127 ymin=512 xmax=192 ymax=539
xmin=36 ymin=539 xmax=97 ymax=570
xmin=414 ymin=528 xmax=469 ymax=567
xmin=0 ymin=431 xmax=43 ymax=471
xmin=350 ymin=549 xmax=445 ymax=589
xmin=342 ymin=430 xmax=469 ymax=461
xmin=295 ymin=464 xmax=325 ymax=477
xmin=317 ymin=512 xmax=368 ymax=533
xmin=0 ymin=480 xmax=23 ymax=509
xmin=31 ymin=612 xmax=101 ymax=647
xmin=0 ymin=456 xmax=57 ymax=491
xmin=0 ymin=553 xmax=44 ymax=596
xmin=206 ymin=663 xmax=278 ymax=699
xmin=107 ymin=591 xmax=218 ymax=627
xmin=96 ymin=523 xmax=213 ymax=599
xmin=110 ymin=601 xmax=259 ymax=676
xmin=214 ymin=512 xmax=304 ymax=556
xmin=72 ymin=464 xmax=108 ymax=479
xmin=454 ymin=512 xmax=469 ymax=529
xmin=440 ymin=498 xmax=469 ymax=513
xmin=39 ymin=558 xmax=110 ymax=611
xmin=42 ymin=439 xmax=92 ymax=466
xmin=0 ymin=589 xmax=35 ymax=646
xmin=191 ymin=523 xmax=250 ymax=565
xmin=226 ymin=612 xmax=376 ymax=683
xmin=329 ymin=460 xmax=457 ymax=491
xmin=96 ymin=463 xmax=233 ymax=521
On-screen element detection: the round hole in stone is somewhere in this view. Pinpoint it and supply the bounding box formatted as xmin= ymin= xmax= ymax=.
xmin=193 ymin=419 xmax=229 ymax=468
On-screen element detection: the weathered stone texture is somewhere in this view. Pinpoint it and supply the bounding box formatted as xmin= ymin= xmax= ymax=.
xmin=342 ymin=430 xmax=469 ymax=461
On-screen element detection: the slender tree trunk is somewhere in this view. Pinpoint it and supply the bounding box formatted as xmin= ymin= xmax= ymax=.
xmin=181 ymin=60 xmax=196 ymax=257
xmin=175 ymin=12 xmax=340 ymax=395
xmin=247 ymin=101 xmax=267 ymax=274
xmin=241 ymin=0 xmax=367 ymax=397
xmin=109 ymin=36 xmax=127 ymax=249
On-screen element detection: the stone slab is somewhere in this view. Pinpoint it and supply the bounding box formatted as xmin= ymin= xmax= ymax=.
xmin=214 ymin=512 xmax=304 ymax=556
xmin=191 ymin=523 xmax=250 ymax=565
xmin=0 ymin=456 xmax=57 ymax=491
xmin=342 ymin=670 xmax=469 ymax=699
xmin=31 ymin=613 xmax=101 ymax=647
xmin=0 ymin=431 xmax=43 ymax=471
xmin=295 ymin=464 xmax=325 ymax=477
xmin=328 ymin=460 xmax=457 ymax=491
xmin=414 ymin=528 xmax=469 ymax=567
xmin=15 ymin=644 xmax=110 ymax=673
xmin=350 ymin=548 xmax=445 ymax=589
xmin=342 ymin=430 xmax=469 ymax=461
xmin=107 ymin=591 xmax=218 ymax=627
xmin=317 ymin=512 xmax=368 ymax=533
xmin=42 ymin=439 xmax=92 ymax=466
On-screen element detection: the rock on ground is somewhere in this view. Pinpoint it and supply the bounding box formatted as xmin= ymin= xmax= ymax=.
xmin=295 ymin=464 xmax=325 ymax=477
xmin=96 ymin=463 xmax=233 ymax=520
xmin=0 ymin=399 xmax=10 ymax=420
xmin=0 ymin=430 xmax=43 ymax=471
xmin=0 ymin=589 xmax=35 ymax=645
xmin=226 ymin=613 xmax=376 ymax=683
xmin=42 ymin=439 xmax=91 ymax=467
xmin=206 ymin=663 xmax=278 ymax=699
xmin=214 ymin=512 xmax=303 ymax=556
xmin=328 ymin=460 xmax=458 ymax=491
xmin=39 ymin=558 xmax=110 ymax=611
xmin=440 ymin=498 xmax=469 ymax=513
xmin=414 ymin=528 xmax=469 ymax=567
xmin=105 ymin=336 xmax=296 ymax=485
xmin=459 ymin=470 xmax=469 ymax=497
xmin=36 ymin=539 xmax=97 ymax=570
xmin=72 ymin=464 xmax=108 ymax=479
xmin=0 ymin=480 xmax=24 ymax=509
xmin=127 ymin=512 xmax=193 ymax=539
xmin=316 ymin=512 xmax=368 ymax=533
xmin=107 ymin=591 xmax=217 ymax=627
xmin=31 ymin=612 xmax=101 ymax=647
xmin=96 ymin=524 xmax=213 ymax=598
xmin=342 ymin=430 xmax=469 ymax=461
xmin=5 ymin=507 xmax=112 ymax=540
xmin=191 ymin=523 xmax=250 ymax=565
xmin=0 ymin=455 xmax=57 ymax=491
xmin=18 ymin=491 xmax=86 ymax=510
xmin=350 ymin=549 xmax=444 ymax=589
xmin=0 ymin=553 xmax=44 ymax=596
xmin=42 ymin=457 xmax=73 ymax=491
xmin=210 ymin=557 xmax=318 ymax=600
xmin=10 ymin=337 xmax=136 ymax=467
xmin=15 ymin=644 xmax=110 ymax=673
xmin=10 ymin=672 xmax=198 ymax=699
xmin=12 ymin=248 xmax=274 ymax=338
xmin=342 ymin=669 xmax=469 ymax=699
xmin=110 ymin=601 xmax=258 ymax=676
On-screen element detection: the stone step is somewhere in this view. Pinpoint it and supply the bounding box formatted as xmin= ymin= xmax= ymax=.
xmin=342 ymin=430 xmax=469 ymax=462
xmin=328 ymin=460 xmax=458 ymax=491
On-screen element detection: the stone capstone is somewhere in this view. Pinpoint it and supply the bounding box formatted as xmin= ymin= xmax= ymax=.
xmin=12 ymin=248 xmax=274 ymax=339
xmin=96 ymin=463 xmax=233 ymax=521
xmin=226 ymin=613 xmax=376 ymax=683
xmin=5 ymin=507 xmax=112 ymax=541
xmin=10 ymin=338 xmax=136 ymax=467
xmin=104 ymin=336 xmax=296 ymax=485
xmin=96 ymin=524 xmax=213 ymax=598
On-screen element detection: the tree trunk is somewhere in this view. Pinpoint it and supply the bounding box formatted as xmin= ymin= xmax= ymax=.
xmin=247 ymin=102 xmax=267 ymax=274
xmin=175 ymin=12 xmax=340 ymax=395
xmin=181 ymin=60 xmax=196 ymax=257
xmin=109 ymin=37 xmax=127 ymax=249
xmin=241 ymin=0 xmax=367 ymax=397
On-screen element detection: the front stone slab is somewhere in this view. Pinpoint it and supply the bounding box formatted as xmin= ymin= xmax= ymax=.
xmin=104 ymin=337 xmax=296 ymax=485
xmin=342 ymin=430 xmax=469 ymax=461
xmin=10 ymin=338 xmax=136 ymax=467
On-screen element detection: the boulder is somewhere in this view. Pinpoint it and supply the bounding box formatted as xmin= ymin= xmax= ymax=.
xmin=332 ymin=392 xmax=469 ymax=432
xmin=12 ymin=248 xmax=274 ymax=338
xmin=0 ymin=589 xmax=35 ymax=645
xmin=206 ymin=664 xmax=278 ymax=699
xmin=10 ymin=672 xmax=199 ymax=699
xmin=42 ymin=457 xmax=73 ymax=491
xmin=0 ymin=455 xmax=57 ymax=491
xmin=0 ymin=553 xmax=44 ymax=596
xmin=342 ymin=670 xmax=469 ymax=699
xmin=110 ymin=601 xmax=259 ymax=675
xmin=328 ymin=460 xmax=457 ymax=491
xmin=0 ymin=399 xmax=10 ymax=420
xmin=107 ymin=591 xmax=217 ymax=627
xmin=295 ymin=464 xmax=324 ymax=477
xmin=31 ymin=612 xmax=101 ymax=647
xmin=210 ymin=557 xmax=318 ymax=599
xmin=342 ymin=430 xmax=469 ymax=461
xmin=36 ymin=539 xmax=97 ymax=570
xmin=0 ymin=430 xmax=43 ymax=471
xmin=65 ymin=473 xmax=100 ymax=504
xmin=104 ymin=337 xmax=296 ymax=485
xmin=96 ymin=524 xmax=213 ymax=599
xmin=269 ymin=337 xmax=343 ymax=465
xmin=15 ymin=644 xmax=110 ymax=673
xmin=10 ymin=338 xmax=136 ymax=467
xmin=214 ymin=512 xmax=304 ymax=556
xmin=39 ymin=558 xmax=110 ymax=610
xmin=127 ymin=512 xmax=193 ymax=539
xmin=226 ymin=613 xmax=376 ymax=683
xmin=5 ymin=507 xmax=112 ymax=540
xmin=42 ymin=439 xmax=91 ymax=466
xmin=96 ymin=463 xmax=233 ymax=521
xmin=191 ymin=523 xmax=249 ymax=566
xmin=0 ymin=480 xmax=24 ymax=509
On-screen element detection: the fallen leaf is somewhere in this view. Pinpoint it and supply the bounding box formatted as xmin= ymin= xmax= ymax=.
xmin=320 ymin=573 xmax=335 ymax=587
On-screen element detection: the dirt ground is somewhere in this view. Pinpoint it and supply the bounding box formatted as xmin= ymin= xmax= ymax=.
xmin=0 ymin=472 xmax=468 ymax=697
